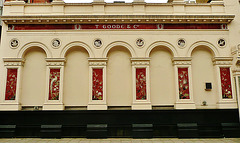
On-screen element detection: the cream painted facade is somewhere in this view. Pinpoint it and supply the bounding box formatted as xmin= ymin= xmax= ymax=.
xmin=0 ymin=0 xmax=240 ymax=114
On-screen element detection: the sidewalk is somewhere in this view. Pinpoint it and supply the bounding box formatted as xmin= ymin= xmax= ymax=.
xmin=0 ymin=138 xmax=240 ymax=143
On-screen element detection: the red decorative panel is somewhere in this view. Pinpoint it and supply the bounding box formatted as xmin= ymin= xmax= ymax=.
xmin=5 ymin=69 xmax=18 ymax=100
xmin=8 ymin=24 xmax=225 ymax=30
xmin=163 ymin=24 xmax=224 ymax=29
xmin=92 ymin=69 xmax=103 ymax=100
xmin=220 ymin=67 xmax=233 ymax=99
xmin=178 ymin=68 xmax=190 ymax=99
xmin=49 ymin=69 xmax=60 ymax=100
xmin=136 ymin=68 xmax=147 ymax=100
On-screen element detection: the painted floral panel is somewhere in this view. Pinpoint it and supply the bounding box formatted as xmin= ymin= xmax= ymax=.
xmin=178 ymin=68 xmax=190 ymax=99
xmin=49 ymin=69 xmax=60 ymax=100
xmin=136 ymin=68 xmax=147 ymax=100
xmin=220 ymin=67 xmax=232 ymax=99
xmin=5 ymin=69 xmax=18 ymax=100
xmin=92 ymin=69 xmax=103 ymax=100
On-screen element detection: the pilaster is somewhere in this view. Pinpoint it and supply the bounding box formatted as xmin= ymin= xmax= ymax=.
xmin=213 ymin=57 xmax=237 ymax=109
xmin=43 ymin=58 xmax=65 ymax=110
xmin=87 ymin=58 xmax=108 ymax=110
xmin=0 ymin=58 xmax=25 ymax=111
xmin=131 ymin=58 xmax=151 ymax=110
xmin=172 ymin=57 xmax=196 ymax=109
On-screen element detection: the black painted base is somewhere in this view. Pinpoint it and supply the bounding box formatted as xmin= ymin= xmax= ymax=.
xmin=0 ymin=109 xmax=239 ymax=138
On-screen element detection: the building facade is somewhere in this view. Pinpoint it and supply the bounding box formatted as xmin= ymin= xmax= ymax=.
xmin=0 ymin=0 xmax=240 ymax=138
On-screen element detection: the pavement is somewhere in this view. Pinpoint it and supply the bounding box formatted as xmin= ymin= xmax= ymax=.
xmin=0 ymin=138 xmax=240 ymax=143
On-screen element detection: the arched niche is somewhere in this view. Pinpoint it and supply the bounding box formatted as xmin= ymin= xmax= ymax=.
xmin=18 ymin=42 xmax=52 ymax=58
xmin=21 ymin=47 xmax=47 ymax=107
xmin=103 ymin=41 xmax=136 ymax=58
xmin=187 ymin=41 xmax=219 ymax=57
xmin=149 ymin=46 xmax=175 ymax=106
xmin=63 ymin=46 xmax=90 ymax=107
xmin=146 ymin=41 xmax=178 ymax=57
xmin=106 ymin=46 xmax=132 ymax=107
xmin=191 ymin=46 xmax=217 ymax=108
xmin=61 ymin=41 xmax=94 ymax=58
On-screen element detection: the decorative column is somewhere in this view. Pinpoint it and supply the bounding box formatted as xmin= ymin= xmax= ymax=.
xmin=0 ymin=58 xmax=24 ymax=111
xmin=43 ymin=58 xmax=65 ymax=110
xmin=172 ymin=57 xmax=196 ymax=109
xmin=131 ymin=58 xmax=151 ymax=110
xmin=87 ymin=58 xmax=108 ymax=110
xmin=213 ymin=57 xmax=237 ymax=109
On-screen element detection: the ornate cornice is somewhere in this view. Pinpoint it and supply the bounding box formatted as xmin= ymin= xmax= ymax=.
xmin=88 ymin=58 xmax=108 ymax=66
xmin=212 ymin=57 xmax=233 ymax=65
xmin=131 ymin=58 xmax=150 ymax=66
xmin=3 ymin=58 xmax=25 ymax=66
xmin=2 ymin=15 xmax=234 ymax=24
xmin=46 ymin=58 xmax=66 ymax=66
xmin=172 ymin=57 xmax=192 ymax=65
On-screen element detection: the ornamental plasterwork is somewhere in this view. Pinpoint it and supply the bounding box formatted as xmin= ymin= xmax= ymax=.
xmin=212 ymin=57 xmax=233 ymax=65
xmin=135 ymin=38 xmax=145 ymax=48
xmin=172 ymin=57 xmax=192 ymax=65
xmin=93 ymin=39 xmax=103 ymax=49
xmin=131 ymin=58 xmax=150 ymax=66
xmin=47 ymin=62 xmax=65 ymax=66
xmin=232 ymin=69 xmax=240 ymax=76
xmin=10 ymin=38 xmax=20 ymax=49
xmin=2 ymin=15 xmax=235 ymax=25
xmin=217 ymin=38 xmax=226 ymax=48
xmin=46 ymin=58 xmax=66 ymax=66
xmin=238 ymin=44 xmax=240 ymax=57
xmin=213 ymin=61 xmax=232 ymax=65
xmin=88 ymin=58 xmax=108 ymax=66
xmin=231 ymin=44 xmax=240 ymax=56
xmin=89 ymin=62 xmax=107 ymax=66
xmin=3 ymin=58 xmax=25 ymax=66
xmin=231 ymin=46 xmax=238 ymax=56
xmin=51 ymin=38 xmax=61 ymax=49
xmin=236 ymin=44 xmax=240 ymax=57
xmin=177 ymin=38 xmax=186 ymax=49
xmin=132 ymin=61 xmax=150 ymax=66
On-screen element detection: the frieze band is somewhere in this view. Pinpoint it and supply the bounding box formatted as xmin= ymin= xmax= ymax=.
xmin=8 ymin=24 xmax=227 ymax=30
